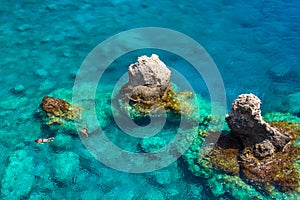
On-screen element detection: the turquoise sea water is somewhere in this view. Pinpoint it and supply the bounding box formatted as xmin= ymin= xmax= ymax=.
xmin=0 ymin=0 xmax=299 ymax=199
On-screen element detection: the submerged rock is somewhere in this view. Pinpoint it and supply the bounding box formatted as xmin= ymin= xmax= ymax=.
xmin=282 ymin=92 xmax=300 ymax=116
xmin=41 ymin=96 xmax=82 ymax=125
xmin=226 ymin=94 xmax=290 ymax=158
xmin=1 ymin=150 xmax=34 ymax=199
xmin=53 ymin=151 xmax=80 ymax=182
xmin=140 ymin=136 xmax=167 ymax=153
xmin=154 ymin=170 xmax=171 ymax=185
xmin=10 ymin=84 xmax=25 ymax=96
xmin=50 ymin=133 xmax=73 ymax=150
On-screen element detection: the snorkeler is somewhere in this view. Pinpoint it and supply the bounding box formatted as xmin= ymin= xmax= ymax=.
xmin=79 ymin=125 xmax=89 ymax=137
xmin=35 ymin=137 xmax=55 ymax=144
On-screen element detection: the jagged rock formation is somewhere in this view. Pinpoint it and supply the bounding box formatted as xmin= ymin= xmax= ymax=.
xmin=183 ymin=94 xmax=300 ymax=193
xmin=225 ymin=94 xmax=290 ymax=158
xmin=121 ymin=54 xmax=171 ymax=108
xmin=120 ymin=54 xmax=194 ymax=116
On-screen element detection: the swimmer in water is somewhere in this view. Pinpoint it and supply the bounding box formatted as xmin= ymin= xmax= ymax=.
xmin=79 ymin=125 xmax=89 ymax=137
xmin=35 ymin=137 xmax=55 ymax=144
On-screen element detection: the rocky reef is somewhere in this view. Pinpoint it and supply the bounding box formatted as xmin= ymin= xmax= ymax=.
xmin=221 ymin=94 xmax=299 ymax=192
xmin=41 ymin=96 xmax=82 ymax=125
xmin=119 ymin=54 xmax=194 ymax=117
xmin=183 ymin=93 xmax=300 ymax=198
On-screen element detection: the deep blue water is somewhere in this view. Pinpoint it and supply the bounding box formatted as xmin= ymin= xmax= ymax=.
xmin=0 ymin=0 xmax=299 ymax=199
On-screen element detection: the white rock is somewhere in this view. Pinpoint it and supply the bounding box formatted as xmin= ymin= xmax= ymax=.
xmin=128 ymin=54 xmax=171 ymax=90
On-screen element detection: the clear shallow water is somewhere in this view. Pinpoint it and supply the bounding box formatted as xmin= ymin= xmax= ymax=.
xmin=0 ymin=0 xmax=299 ymax=199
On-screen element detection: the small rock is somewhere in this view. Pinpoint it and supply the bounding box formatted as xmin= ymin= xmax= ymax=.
xmin=63 ymin=52 xmax=72 ymax=57
xmin=282 ymin=92 xmax=300 ymax=116
xmin=10 ymin=84 xmax=25 ymax=95
xmin=53 ymin=151 xmax=80 ymax=182
xmin=188 ymin=184 xmax=203 ymax=199
xmin=17 ymin=24 xmax=31 ymax=32
xmin=253 ymin=140 xmax=275 ymax=158
xmin=41 ymin=96 xmax=82 ymax=123
xmin=140 ymin=137 xmax=166 ymax=152
xmin=39 ymin=79 xmax=57 ymax=91
xmin=145 ymin=189 xmax=165 ymax=200
xmin=41 ymin=37 xmax=51 ymax=43
xmin=46 ymin=4 xmax=57 ymax=10
xmin=165 ymin=183 xmax=182 ymax=197
xmin=35 ymin=68 xmax=48 ymax=78
xmin=51 ymin=134 xmax=72 ymax=150
xmin=155 ymin=170 xmax=171 ymax=185
xmin=208 ymin=176 xmax=225 ymax=197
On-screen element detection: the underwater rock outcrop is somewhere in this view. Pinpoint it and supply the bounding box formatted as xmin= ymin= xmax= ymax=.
xmin=225 ymin=94 xmax=290 ymax=158
xmin=41 ymin=96 xmax=82 ymax=125
xmin=119 ymin=54 xmax=194 ymax=116
xmin=53 ymin=151 xmax=80 ymax=182
xmin=1 ymin=150 xmax=34 ymax=199
xmin=282 ymin=92 xmax=300 ymax=116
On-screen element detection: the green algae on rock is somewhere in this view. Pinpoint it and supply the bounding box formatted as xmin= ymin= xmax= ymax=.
xmin=217 ymin=95 xmax=300 ymax=192
xmin=183 ymin=94 xmax=300 ymax=199
xmin=182 ymin=130 xmax=265 ymax=199
xmin=41 ymin=96 xmax=82 ymax=125
xmin=207 ymin=135 xmax=240 ymax=175
xmin=224 ymin=94 xmax=300 ymax=192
